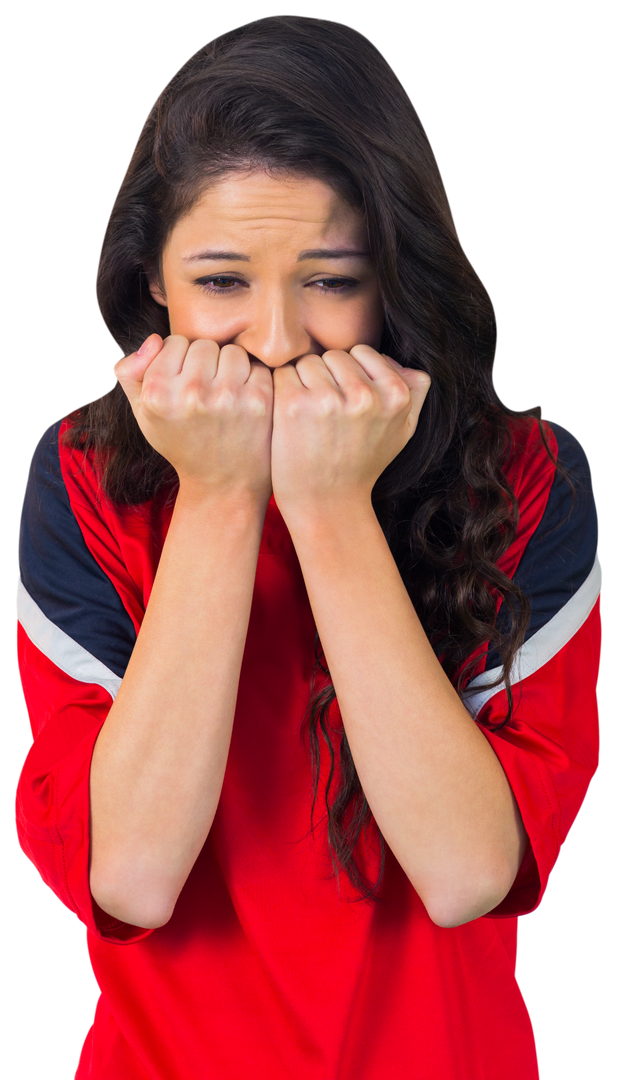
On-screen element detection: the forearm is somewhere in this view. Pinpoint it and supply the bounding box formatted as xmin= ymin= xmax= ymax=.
xmin=284 ymin=498 xmax=528 ymax=927
xmin=89 ymin=487 xmax=267 ymax=929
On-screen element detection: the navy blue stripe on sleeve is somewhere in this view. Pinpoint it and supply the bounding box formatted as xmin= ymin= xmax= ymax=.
xmin=484 ymin=421 xmax=598 ymax=673
xmin=19 ymin=421 xmax=136 ymax=678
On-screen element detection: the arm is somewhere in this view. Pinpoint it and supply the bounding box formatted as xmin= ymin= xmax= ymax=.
xmin=283 ymin=499 xmax=528 ymax=928
xmin=89 ymin=487 xmax=266 ymax=929
xmin=89 ymin=335 xmax=274 ymax=928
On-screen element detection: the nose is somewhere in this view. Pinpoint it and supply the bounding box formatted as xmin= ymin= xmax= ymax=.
xmin=233 ymin=292 xmax=317 ymax=368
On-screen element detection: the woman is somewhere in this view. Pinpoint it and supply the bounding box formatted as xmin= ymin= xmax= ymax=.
xmin=15 ymin=15 xmax=600 ymax=1080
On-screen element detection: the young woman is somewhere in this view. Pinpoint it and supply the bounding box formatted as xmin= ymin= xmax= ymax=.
xmin=15 ymin=15 xmax=600 ymax=1080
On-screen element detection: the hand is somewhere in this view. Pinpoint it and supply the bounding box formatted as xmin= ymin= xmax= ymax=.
xmin=270 ymin=345 xmax=431 ymax=514
xmin=115 ymin=334 xmax=274 ymax=503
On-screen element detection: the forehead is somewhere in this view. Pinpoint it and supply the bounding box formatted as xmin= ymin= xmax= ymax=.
xmin=168 ymin=170 xmax=366 ymax=251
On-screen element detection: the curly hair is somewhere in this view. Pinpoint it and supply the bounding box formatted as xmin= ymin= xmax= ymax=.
xmin=65 ymin=15 xmax=571 ymax=903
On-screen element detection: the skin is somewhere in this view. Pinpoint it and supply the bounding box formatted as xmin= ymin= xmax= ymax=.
xmin=130 ymin=168 xmax=431 ymax=509
xmin=148 ymin=169 xmax=385 ymax=364
xmin=105 ymin=170 xmax=528 ymax=929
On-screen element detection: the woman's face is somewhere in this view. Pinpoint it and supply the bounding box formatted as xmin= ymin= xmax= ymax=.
xmin=148 ymin=170 xmax=384 ymax=368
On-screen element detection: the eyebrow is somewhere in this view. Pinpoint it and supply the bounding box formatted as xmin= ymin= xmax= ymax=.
xmin=182 ymin=248 xmax=371 ymax=263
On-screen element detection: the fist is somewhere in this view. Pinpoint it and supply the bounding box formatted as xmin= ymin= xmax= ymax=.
xmin=115 ymin=334 xmax=275 ymax=501
xmin=270 ymin=345 xmax=431 ymax=511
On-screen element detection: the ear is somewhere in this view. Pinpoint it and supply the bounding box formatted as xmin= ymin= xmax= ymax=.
xmin=144 ymin=263 xmax=168 ymax=308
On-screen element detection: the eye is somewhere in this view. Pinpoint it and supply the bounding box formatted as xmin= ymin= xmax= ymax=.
xmin=195 ymin=276 xmax=240 ymax=293
xmin=313 ymin=276 xmax=356 ymax=293
xmin=194 ymin=276 xmax=363 ymax=293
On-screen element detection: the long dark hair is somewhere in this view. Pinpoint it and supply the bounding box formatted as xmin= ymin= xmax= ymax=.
xmin=66 ymin=15 xmax=568 ymax=903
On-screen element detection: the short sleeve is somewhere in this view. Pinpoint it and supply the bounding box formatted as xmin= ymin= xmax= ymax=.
xmin=462 ymin=420 xmax=601 ymax=918
xmin=15 ymin=420 xmax=155 ymax=945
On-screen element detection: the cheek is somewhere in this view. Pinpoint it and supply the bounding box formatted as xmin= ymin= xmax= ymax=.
xmin=165 ymin=286 xmax=240 ymax=343
xmin=359 ymin=292 xmax=385 ymax=347
xmin=312 ymin=293 xmax=384 ymax=351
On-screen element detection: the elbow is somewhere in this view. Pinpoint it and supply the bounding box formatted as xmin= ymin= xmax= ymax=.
xmin=416 ymin=822 xmax=530 ymax=929
xmin=423 ymin=871 xmax=514 ymax=929
xmin=92 ymin=894 xmax=172 ymax=928
xmin=90 ymin=870 xmax=174 ymax=930
xmin=427 ymin=902 xmax=491 ymax=930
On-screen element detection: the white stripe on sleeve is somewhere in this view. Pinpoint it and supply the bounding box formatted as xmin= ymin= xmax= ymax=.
xmin=17 ymin=578 xmax=122 ymax=700
xmin=462 ymin=554 xmax=601 ymax=720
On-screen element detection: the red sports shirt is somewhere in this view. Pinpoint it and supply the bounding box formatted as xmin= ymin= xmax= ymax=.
xmin=16 ymin=413 xmax=601 ymax=1079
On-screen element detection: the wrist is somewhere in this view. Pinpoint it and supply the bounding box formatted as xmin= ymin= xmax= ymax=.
xmin=175 ymin=480 xmax=271 ymax=519
xmin=276 ymin=491 xmax=376 ymax=535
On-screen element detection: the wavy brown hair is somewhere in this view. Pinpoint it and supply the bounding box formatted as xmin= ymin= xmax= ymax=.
xmin=65 ymin=15 xmax=570 ymax=903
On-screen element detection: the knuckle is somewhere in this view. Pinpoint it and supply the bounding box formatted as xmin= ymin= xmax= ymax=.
xmin=139 ymin=383 xmax=165 ymax=414
xmin=183 ymin=381 xmax=205 ymax=411
xmin=213 ymin=385 xmax=237 ymax=412
xmin=348 ymin=384 xmax=374 ymax=412
xmin=392 ymin=380 xmax=412 ymax=406
xmin=246 ymin=394 xmax=268 ymax=419
xmin=219 ymin=343 xmax=248 ymax=362
xmin=188 ymin=337 xmax=217 ymax=357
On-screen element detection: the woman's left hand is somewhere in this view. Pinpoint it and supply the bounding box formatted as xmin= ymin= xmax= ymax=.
xmin=271 ymin=345 xmax=431 ymax=516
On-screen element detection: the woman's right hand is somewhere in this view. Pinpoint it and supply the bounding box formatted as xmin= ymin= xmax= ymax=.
xmin=115 ymin=334 xmax=274 ymax=503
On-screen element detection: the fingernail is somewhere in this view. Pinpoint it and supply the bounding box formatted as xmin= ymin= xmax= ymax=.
xmin=136 ymin=335 xmax=151 ymax=356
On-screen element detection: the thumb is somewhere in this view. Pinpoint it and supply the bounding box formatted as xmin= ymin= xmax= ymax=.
xmin=114 ymin=334 xmax=164 ymax=407
xmin=383 ymin=355 xmax=431 ymax=398
xmin=404 ymin=367 xmax=431 ymax=399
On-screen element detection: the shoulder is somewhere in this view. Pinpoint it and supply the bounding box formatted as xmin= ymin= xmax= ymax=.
xmin=22 ymin=415 xmax=112 ymax=547
xmin=461 ymin=416 xmax=600 ymax=724
xmin=22 ymin=418 xmax=81 ymax=545
xmin=482 ymin=414 xmax=599 ymax=672
xmin=19 ymin=417 xmax=139 ymax=681
xmin=501 ymin=413 xmax=594 ymax=499
xmin=503 ymin=414 xmax=600 ymax=565
xmin=24 ymin=417 xmax=66 ymax=492
xmin=25 ymin=414 xmax=103 ymax=498
xmin=21 ymin=413 xmax=117 ymax=573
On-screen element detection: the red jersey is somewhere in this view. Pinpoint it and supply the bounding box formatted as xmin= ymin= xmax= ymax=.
xmin=15 ymin=413 xmax=601 ymax=1079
